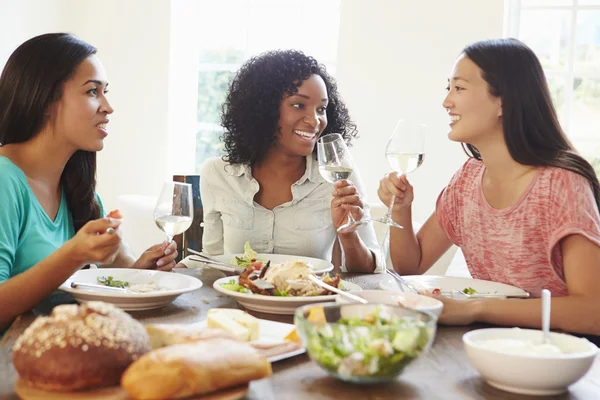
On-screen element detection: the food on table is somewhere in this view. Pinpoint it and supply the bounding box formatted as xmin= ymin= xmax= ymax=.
xmin=476 ymin=338 xmax=564 ymax=356
xmin=145 ymin=325 xmax=239 ymax=349
xmin=462 ymin=287 xmax=478 ymax=295
xmin=121 ymin=338 xmax=272 ymax=400
xmin=431 ymin=288 xmax=441 ymax=295
xmin=284 ymin=328 xmax=301 ymax=344
xmin=230 ymin=241 xmax=267 ymax=269
xmin=304 ymin=307 xmax=431 ymax=379
xmin=224 ymin=260 xmax=341 ymax=297
xmin=146 ymin=321 xmax=302 ymax=360
xmin=12 ymin=301 xmax=150 ymax=391
xmin=96 ymin=275 xmax=165 ymax=293
xmin=206 ymin=308 xmax=260 ymax=341
xmin=97 ymin=275 xmax=129 ymax=288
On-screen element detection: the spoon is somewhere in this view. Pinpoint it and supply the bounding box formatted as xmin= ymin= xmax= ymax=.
xmin=541 ymin=288 xmax=551 ymax=344
xmin=307 ymin=275 xmax=368 ymax=304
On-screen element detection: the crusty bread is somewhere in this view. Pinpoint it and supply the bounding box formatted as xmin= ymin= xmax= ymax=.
xmin=121 ymin=338 xmax=272 ymax=400
xmin=145 ymin=324 xmax=239 ymax=349
xmin=12 ymin=301 xmax=151 ymax=392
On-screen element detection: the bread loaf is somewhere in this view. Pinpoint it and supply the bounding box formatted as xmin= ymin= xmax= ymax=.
xmin=145 ymin=324 xmax=239 ymax=349
xmin=121 ymin=338 xmax=272 ymax=400
xmin=12 ymin=301 xmax=150 ymax=391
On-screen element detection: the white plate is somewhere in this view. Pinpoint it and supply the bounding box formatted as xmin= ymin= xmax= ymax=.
xmin=60 ymin=268 xmax=203 ymax=311
xmin=192 ymin=318 xmax=305 ymax=362
xmin=213 ymin=276 xmax=362 ymax=315
xmin=195 ymin=253 xmax=334 ymax=275
xmin=379 ymin=275 xmax=528 ymax=298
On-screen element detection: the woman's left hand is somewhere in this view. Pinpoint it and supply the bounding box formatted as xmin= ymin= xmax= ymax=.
xmin=428 ymin=294 xmax=479 ymax=325
xmin=131 ymin=241 xmax=179 ymax=271
xmin=331 ymin=179 xmax=364 ymax=234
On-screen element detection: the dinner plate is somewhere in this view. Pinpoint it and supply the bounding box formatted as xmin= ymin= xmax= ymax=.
xmin=213 ymin=276 xmax=362 ymax=315
xmin=189 ymin=252 xmax=334 ymax=275
xmin=192 ymin=318 xmax=305 ymax=362
xmin=379 ymin=275 xmax=529 ymax=298
xmin=59 ymin=268 xmax=203 ymax=311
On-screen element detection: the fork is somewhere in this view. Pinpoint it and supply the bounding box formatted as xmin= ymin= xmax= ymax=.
xmin=385 ymin=268 xmax=421 ymax=295
xmin=187 ymin=251 xmax=245 ymax=272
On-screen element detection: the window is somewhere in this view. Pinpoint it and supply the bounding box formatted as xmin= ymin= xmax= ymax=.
xmin=506 ymin=0 xmax=600 ymax=176
xmin=193 ymin=0 xmax=341 ymax=172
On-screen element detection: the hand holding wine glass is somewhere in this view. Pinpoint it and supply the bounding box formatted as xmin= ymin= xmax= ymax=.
xmin=154 ymin=181 xmax=193 ymax=243
xmin=317 ymin=133 xmax=366 ymax=231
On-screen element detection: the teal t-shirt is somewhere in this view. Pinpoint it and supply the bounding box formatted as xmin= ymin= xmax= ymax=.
xmin=0 ymin=156 xmax=103 ymax=283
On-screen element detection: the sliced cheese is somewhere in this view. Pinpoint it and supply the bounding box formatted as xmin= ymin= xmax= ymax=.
xmin=207 ymin=308 xmax=260 ymax=341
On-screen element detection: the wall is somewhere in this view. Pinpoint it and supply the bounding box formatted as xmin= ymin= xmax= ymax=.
xmin=335 ymin=0 xmax=504 ymax=273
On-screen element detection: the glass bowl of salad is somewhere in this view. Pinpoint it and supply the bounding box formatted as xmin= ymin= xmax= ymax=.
xmin=294 ymin=302 xmax=437 ymax=383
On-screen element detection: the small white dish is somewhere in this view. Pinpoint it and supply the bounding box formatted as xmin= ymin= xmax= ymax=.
xmin=335 ymin=290 xmax=443 ymax=318
xmin=60 ymin=268 xmax=203 ymax=311
xmin=463 ymin=327 xmax=598 ymax=396
xmin=213 ymin=276 xmax=361 ymax=315
xmin=193 ymin=253 xmax=334 ymax=275
xmin=193 ymin=318 xmax=305 ymax=362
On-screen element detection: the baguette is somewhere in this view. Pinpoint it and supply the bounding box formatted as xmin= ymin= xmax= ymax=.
xmin=121 ymin=338 xmax=271 ymax=400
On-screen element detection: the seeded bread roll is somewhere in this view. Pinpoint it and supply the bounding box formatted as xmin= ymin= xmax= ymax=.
xmin=12 ymin=301 xmax=151 ymax=392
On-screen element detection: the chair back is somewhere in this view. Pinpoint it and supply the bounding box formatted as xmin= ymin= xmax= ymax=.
xmin=173 ymin=175 xmax=203 ymax=261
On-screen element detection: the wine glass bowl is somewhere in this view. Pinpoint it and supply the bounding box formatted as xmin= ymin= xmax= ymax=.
xmin=317 ymin=133 xmax=365 ymax=231
xmin=153 ymin=182 xmax=193 ymax=243
xmin=374 ymin=119 xmax=427 ymax=228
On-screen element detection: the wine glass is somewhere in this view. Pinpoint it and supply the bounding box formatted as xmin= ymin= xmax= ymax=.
xmin=317 ymin=133 xmax=366 ymax=230
xmin=373 ymin=119 xmax=426 ymax=228
xmin=153 ymin=181 xmax=193 ymax=243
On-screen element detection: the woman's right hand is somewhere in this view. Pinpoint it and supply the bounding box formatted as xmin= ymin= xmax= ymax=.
xmin=65 ymin=218 xmax=123 ymax=266
xmin=377 ymin=172 xmax=414 ymax=211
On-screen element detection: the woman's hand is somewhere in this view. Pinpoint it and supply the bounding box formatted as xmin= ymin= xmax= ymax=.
xmin=66 ymin=218 xmax=123 ymax=266
xmin=427 ymin=294 xmax=480 ymax=326
xmin=331 ymin=179 xmax=364 ymax=234
xmin=377 ymin=172 xmax=414 ymax=211
xmin=131 ymin=241 xmax=179 ymax=271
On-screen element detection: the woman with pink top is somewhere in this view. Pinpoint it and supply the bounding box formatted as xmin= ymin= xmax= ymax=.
xmin=379 ymin=38 xmax=600 ymax=335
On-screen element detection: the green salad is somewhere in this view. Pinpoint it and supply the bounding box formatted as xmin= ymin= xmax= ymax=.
xmin=230 ymin=241 xmax=266 ymax=268
xmin=97 ymin=276 xmax=129 ymax=288
xmin=462 ymin=287 xmax=478 ymax=295
xmin=305 ymin=308 xmax=431 ymax=379
xmin=220 ymin=279 xmax=251 ymax=294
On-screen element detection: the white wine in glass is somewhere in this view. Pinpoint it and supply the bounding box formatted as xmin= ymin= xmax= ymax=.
xmin=373 ymin=119 xmax=426 ymax=229
xmin=317 ymin=133 xmax=366 ymax=231
xmin=154 ymin=181 xmax=193 ymax=243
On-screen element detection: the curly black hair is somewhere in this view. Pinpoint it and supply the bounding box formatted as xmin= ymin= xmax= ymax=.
xmin=221 ymin=49 xmax=358 ymax=165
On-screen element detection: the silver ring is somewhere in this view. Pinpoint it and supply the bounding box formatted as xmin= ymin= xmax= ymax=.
xmin=106 ymin=227 xmax=115 ymax=234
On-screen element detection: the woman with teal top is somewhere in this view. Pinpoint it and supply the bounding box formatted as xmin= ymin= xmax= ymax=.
xmin=0 ymin=33 xmax=178 ymax=331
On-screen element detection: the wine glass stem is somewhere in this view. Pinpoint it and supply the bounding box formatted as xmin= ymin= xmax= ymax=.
xmin=166 ymin=235 xmax=173 ymax=244
xmin=385 ymin=195 xmax=397 ymax=221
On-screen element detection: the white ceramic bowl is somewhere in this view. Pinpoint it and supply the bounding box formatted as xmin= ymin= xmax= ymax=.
xmin=463 ymin=328 xmax=598 ymax=396
xmin=335 ymin=290 xmax=443 ymax=318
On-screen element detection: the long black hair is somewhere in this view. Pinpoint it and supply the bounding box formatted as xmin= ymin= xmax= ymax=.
xmin=221 ymin=49 xmax=357 ymax=165
xmin=0 ymin=33 xmax=101 ymax=230
xmin=462 ymin=38 xmax=600 ymax=210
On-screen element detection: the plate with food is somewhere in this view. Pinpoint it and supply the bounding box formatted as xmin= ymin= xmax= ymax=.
xmin=59 ymin=268 xmax=203 ymax=311
xmin=213 ymin=261 xmax=361 ymax=314
xmin=379 ymin=275 xmax=529 ymax=299
xmin=188 ymin=241 xmax=334 ymax=275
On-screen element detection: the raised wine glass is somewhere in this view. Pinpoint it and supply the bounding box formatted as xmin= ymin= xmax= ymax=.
xmin=153 ymin=181 xmax=193 ymax=243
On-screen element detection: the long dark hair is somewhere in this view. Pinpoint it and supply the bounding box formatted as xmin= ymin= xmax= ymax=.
xmin=461 ymin=38 xmax=600 ymax=210
xmin=221 ymin=49 xmax=357 ymax=165
xmin=0 ymin=33 xmax=101 ymax=230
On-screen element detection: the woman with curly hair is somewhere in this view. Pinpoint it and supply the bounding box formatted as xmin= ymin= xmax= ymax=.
xmin=183 ymin=50 xmax=382 ymax=273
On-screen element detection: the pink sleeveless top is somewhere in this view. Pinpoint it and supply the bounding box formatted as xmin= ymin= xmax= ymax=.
xmin=436 ymin=158 xmax=600 ymax=297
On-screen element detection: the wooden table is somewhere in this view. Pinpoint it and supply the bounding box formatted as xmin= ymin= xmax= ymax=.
xmin=1 ymin=268 xmax=599 ymax=400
